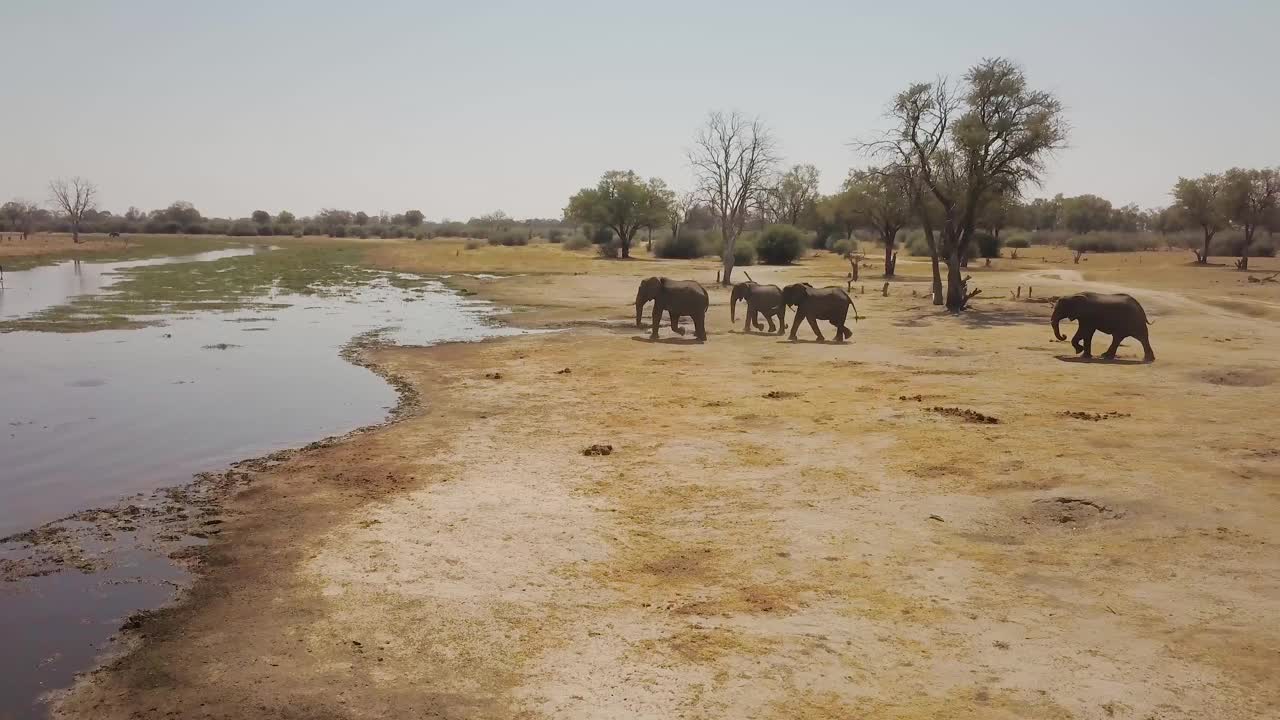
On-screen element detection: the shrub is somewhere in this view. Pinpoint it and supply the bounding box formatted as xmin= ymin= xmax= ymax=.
xmin=904 ymin=231 xmax=933 ymax=256
xmin=655 ymin=231 xmax=711 ymax=259
xmin=596 ymin=238 xmax=622 ymax=258
xmin=415 ymin=231 xmax=428 ymax=241
xmin=491 ymin=229 xmax=528 ymax=246
xmin=464 ymin=239 xmax=482 ymax=250
xmin=547 ymin=228 xmax=565 ymax=243
xmin=755 ymin=225 xmax=804 ymax=265
xmin=1067 ymin=232 xmax=1162 ymax=253
xmin=830 ymin=239 xmax=854 ymax=257
xmin=589 ymin=226 xmax=615 ymax=245
xmin=563 ymin=234 xmax=591 ymax=250
xmin=229 ymin=220 xmax=259 ymax=237
xmin=1005 ymin=235 xmax=1031 ymax=248
xmin=974 ymin=232 xmax=1002 ymax=259
xmin=733 ymin=242 xmax=756 ymax=266
xmin=292 ymin=230 xmax=303 ymax=238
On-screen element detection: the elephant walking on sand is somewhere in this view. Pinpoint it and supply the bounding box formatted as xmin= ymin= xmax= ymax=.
xmin=635 ymin=276 xmax=709 ymax=341
xmin=782 ymin=283 xmax=858 ymax=342
xmin=1051 ymin=291 xmax=1155 ymax=362
xmin=730 ymin=281 xmax=785 ymax=334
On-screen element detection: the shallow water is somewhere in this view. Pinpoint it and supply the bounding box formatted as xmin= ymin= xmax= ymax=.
xmin=0 ymin=247 xmax=261 ymax=321
xmin=0 ymin=258 xmax=531 ymax=718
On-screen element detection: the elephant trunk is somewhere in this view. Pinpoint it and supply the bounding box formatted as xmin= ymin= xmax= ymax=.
xmin=730 ymin=291 xmax=739 ymax=323
xmin=1051 ymin=307 xmax=1066 ymax=341
xmin=635 ymin=298 xmax=645 ymax=328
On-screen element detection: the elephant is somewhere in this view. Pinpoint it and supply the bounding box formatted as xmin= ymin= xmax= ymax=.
xmin=635 ymin=276 xmax=709 ymax=341
xmin=1051 ymin=291 xmax=1154 ymax=362
xmin=781 ymin=283 xmax=858 ymax=342
xmin=730 ymin=281 xmax=786 ymax=334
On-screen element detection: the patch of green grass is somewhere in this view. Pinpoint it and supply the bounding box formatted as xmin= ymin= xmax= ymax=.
xmin=1 ymin=243 xmax=387 ymax=333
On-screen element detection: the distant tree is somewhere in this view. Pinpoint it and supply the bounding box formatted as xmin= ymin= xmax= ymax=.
xmin=354 ymin=211 xmax=370 ymax=226
xmin=1024 ymin=195 xmax=1063 ymax=231
xmin=563 ymin=170 xmax=671 ymax=259
xmin=276 ymin=210 xmax=296 ymax=225
xmin=48 ymin=176 xmax=97 ymax=243
xmin=977 ymin=190 xmax=1019 ymax=238
xmin=764 ymin=164 xmax=820 ymax=226
xmin=404 ymin=209 xmax=425 ymax=227
xmin=1220 ymin=167 xmax=1280 ymax=270
xmin=479 ymin=210 xmax=512 ymax=230
xmin=159 ymin=201 xmax=203 ymax=227
xmin=1110 ymin=203 xmax=1144 ymax=233
xmin=667 ymin=190 xmax=697 ymax=245
xmin=845 ymin=167 xmax=911 ymax=277
xmin=317 ymin=208 xmax=354 ymax=236
xmin=1 ymin=201 xmax=23 ymax=232
xmin=251 ymin=210 xmax=271 ymax=225
xmin=689 ymin=110 xmax=778 ymax=284
xmin=641 ymin=178 xmax=675 ymax=250
xmin=1173 ymin=174 xmax=1228 ymax=263
xmin=865 ymin=58 xmax=1067 ymax=310
xmin=1147 ymin=205 xmax=1186 ymax=235
xmin=1060 ymin=194 xmax=1113 ymax=234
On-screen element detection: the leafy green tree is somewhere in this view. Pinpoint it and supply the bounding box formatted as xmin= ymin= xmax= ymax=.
xmin=563 ymin=170 xmax=671 ymax=259
xmin=1060 ymin=194 xmax=1113 ymax=234
xmin=354 ymin=211 xmax=370 ymax=226
xmin=276 ymin=210 xmax=296 ymax=225
xmin=869 ymin=58 xmax=1067 ymax=310
xmin=764 ymin=164 xmax=820 ymax=226
xmin=844 ymin=168 xmax=911 ymax=276
xmin=1173 ymin=174 xmax=1228 ymax=263
xmin=251 ymin=210 xmax=271 ymax=225
xmin=1220 ymin=167 xmax=1280 ymax=270
xmin=404 ymin=210 xmax=425 ymax=227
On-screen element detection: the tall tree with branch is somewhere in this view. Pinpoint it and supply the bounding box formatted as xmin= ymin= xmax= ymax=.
xmin=845 ymin=167 xmax=911 ymax=277
xmin=563 ymin=170 xmax=671 ymax=259
xmin=764 ymin=164 xmax=820 ymax=225
xmin=48 ymin=177 xmax=98 ymax=243
xmin=1172 ymin=174 xmax=1228 ymax=264
xmin=689 ymin=111 xmax=778 ymax=284
xmin=862 ymin=59 xmax=1067 ymax=310
xmin=1221 ymin=167 xmax=1280 ymax=271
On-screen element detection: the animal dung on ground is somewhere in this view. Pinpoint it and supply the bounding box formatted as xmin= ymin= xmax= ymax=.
xmin=582 ymin=443 xmax=613 ymax=456
xmin=899 ymin=394 xmax=924 ymax=402
xmin=763 ymin=390 xmax=801 ymax=400
xmin=484 ymin=372 xmax=503 ymax=380
xmin=555 ymin=368 xmax=572 ymax=374
xmin=201 ymin=343 xmax=240 ymax=350
xmin=1058 ymin=411 xmax=1130 ymax=421
xmin=926 ymin=406 xmax=1000 ymax=424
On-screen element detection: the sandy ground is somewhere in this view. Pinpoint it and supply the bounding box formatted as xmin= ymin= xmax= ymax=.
xmin=53 ymin=241 xmax=1280 ymax=719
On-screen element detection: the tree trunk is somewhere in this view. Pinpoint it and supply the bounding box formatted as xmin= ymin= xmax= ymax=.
xmin=1240 ymin=226 xmax=1254 ymax=270
xmin=646 ymin=226 xmax=652 ymax=251
xmin=945 ymin=245 xmax=964 ymax=311
xmin=721 ymin=230 xmax=737 ymax=285
xmin=883 ymin=241 xmax=894 ymax=278
xmin=72 ymin=223 xmax=81 ymax=244
xmin=1200 ymin=228 xmax=1211 ymax=264
xmin=620 ymin=230 xmax=631 ymax=259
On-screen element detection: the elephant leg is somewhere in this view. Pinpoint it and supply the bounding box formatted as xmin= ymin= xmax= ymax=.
xmin=742 ymin=310 xmax=752 ymax=333
xmin=1137 ymin=330 xmax=1155 ymax=362
xmin=763 ymin=312 xmax=777 ymax=333
xmin=650 ymin=301 xmax=664 ymax=339
xmin=752 ymin=309 xmax=765 ymax=331
xmin=1071 ymin=327 xmax=1086 ymax=354
xmin=788 ymin=309 xmax=806 ymax=340
xmin=1082 ymin=327 xmax=1096 ymax=358
xmin=807 ymin=314 xmax=825 ymax=342
xmin=670 ymin=311 xmax=686 ymax=335
xmin=1100 ymin=333 xmax=1124 ymax=360
xmin=693 ymin=311 xmax=707 ymax=341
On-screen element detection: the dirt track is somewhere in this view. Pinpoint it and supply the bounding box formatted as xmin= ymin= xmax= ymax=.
xmin=54 ymin=245 xmax=1280 ymax=719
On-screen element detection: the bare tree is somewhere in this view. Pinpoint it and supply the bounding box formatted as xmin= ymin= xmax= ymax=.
xmin=48 ymin=177 xmax=98 ymax=243
xmin=762 ymin=164 xmax=820 ymax=226
xmin=689 ymin=111 xmax=778 ymax=285
xmin=668 ymin=190 xmax=697 ymax=244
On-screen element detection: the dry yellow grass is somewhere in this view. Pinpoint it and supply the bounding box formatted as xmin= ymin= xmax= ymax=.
xmin=56 ymin=242 xmax=1280 ymax=720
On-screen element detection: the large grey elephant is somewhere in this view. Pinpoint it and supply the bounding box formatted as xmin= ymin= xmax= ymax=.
xmin=635 ymin=276 xmax=709 ymax=341
xmin=1051 ymin=291 xmax=1154 ymax=362
xmin=730 ymin=281 xmax=785 ymax=334
xmin=782 ymin=283 xmax=858 ymax=342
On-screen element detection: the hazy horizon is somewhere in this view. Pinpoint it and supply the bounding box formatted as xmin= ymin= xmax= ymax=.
xmin=4 ymin=0 xmax=1276 ymax=220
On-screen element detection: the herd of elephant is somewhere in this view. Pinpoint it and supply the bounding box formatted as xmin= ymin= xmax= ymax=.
xmin=634 ymin=276 xmax=859 ymax=343
xmin=635 ymin=276 xmax=1157 ymax=362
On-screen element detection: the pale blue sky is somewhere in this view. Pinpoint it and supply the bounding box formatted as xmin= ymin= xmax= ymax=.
xmin=3 ymin=1 xmax=1276 ymax=220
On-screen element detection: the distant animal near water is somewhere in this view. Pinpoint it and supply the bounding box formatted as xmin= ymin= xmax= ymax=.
xmin=1051 ymin=291 xmax=1154 ymax=362
xmin=635 ymin=276 xmax=709 ymax=341
xmin=782 ymin=283 xmax=858 ymax=342
xmin=108 ymin=231 xmax=121 ymax=238
xmin=730 ymin=281 xmax=785 ymax=334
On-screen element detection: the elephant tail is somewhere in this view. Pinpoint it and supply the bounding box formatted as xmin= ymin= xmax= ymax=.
xmin=848 ymin=295 xmax=860 ymax=322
